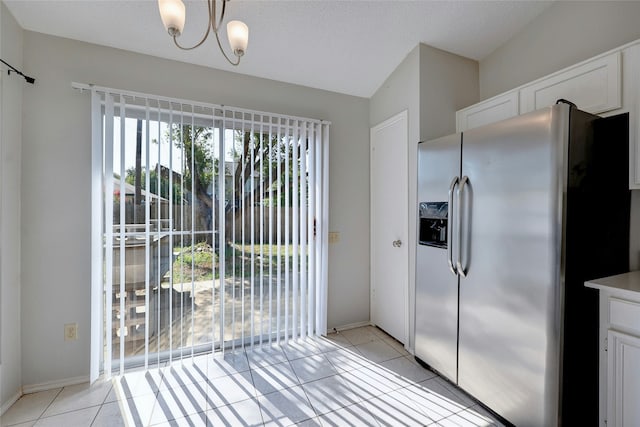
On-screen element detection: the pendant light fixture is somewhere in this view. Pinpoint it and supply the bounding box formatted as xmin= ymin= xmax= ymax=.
xmin=158 ymin=0 xmax=249 ymax=66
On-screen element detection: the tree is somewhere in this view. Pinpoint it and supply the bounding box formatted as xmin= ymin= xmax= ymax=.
xmin=127 ymin=122 xmax=305 ymax=245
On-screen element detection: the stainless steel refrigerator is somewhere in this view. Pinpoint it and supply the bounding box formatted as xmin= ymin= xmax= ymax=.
xmin=415 ymin=103 xmax=630 ymax=426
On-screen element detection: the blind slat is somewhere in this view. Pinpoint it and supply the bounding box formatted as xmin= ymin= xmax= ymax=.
xmin=90 ymin=90 xmax=104 ymax=384
xmin=144 ymin=100 xmax=151 ymax=370
xmin=292 ymin=125 xmax=299 ymax=340
xmin=250 ymin=118 xmax=256 ymax=348
xmin=268 ymin=124 xmax=274 ymax=345
xmin=308 ymin=123 xmax=316 ymax=337
xmin=258 ymin=118 xmax=265 ymax=346
xmin=103 ymin=94 xmax=114 ymax=378
xmin=119 ymin=94 xmax=126 ymax=375
xmin=300 ymin=124 xmax=307 ymax=339
xmin=276 ymin=122 xmax=283 ymax=344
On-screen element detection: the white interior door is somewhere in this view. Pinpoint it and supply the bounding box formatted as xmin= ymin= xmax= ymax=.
xmin=370 ymin=111 xmax=408 ymax=343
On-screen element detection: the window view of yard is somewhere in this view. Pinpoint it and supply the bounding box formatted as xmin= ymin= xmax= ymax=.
xmin=107 ymin=117 xmax=315 ymax=363
xmin=111 ymin=238 xmax=305 ymax=360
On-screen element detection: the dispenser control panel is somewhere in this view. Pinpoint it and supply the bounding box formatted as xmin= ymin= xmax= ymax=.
xmin=419 ymin=202 xmax=447 ymax=249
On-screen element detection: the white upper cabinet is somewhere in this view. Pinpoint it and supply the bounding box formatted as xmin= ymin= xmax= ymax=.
xmin=519 ymin=52 xmax=621 ymax=115
xmin=456 ymin=91 xmax=519 ymax=132
xmin=622 ymin=43 xmax=640 ymax=188
xmin=457 ymin=43 xmax=640 ymax=189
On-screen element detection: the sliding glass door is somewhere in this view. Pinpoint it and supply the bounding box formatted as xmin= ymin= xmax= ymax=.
xmin=89 ymin=87 xmax=329 ymax=379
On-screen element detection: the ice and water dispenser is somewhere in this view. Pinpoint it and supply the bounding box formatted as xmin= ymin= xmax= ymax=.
xmin=418 ymin=202 xmax=448 ymax=249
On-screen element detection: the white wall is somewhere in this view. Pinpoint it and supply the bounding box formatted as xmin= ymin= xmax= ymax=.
xmin=480 ymin=1 xmax=640 ymax=99
xmin=369 ymin=45 xmax=420 ymax=348
xmin=370 ymin=44 xmax=477 ymax=350
xmin=0 ymin=1 xmax=23 ymax=410
xmin=479 ymin=1 xmax=640 ymax=271
xmin=370 ymin=45 xmax=421 ymax=144
xmin=419 ymin=44 xmax=478 ymax=142
xmin=20 ymin=31 xmax=370 ymax=387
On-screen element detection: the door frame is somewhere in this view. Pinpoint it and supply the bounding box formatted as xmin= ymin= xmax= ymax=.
xmin=370 ymin=110 xmax=409 ymax=346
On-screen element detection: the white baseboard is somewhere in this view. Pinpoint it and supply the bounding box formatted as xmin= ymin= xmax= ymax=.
xmin=22 ymin=375 xmax=89 ymax=395
xmin=1 ymin=389 xmax=23 ymax=416
xmin=330 ymin=321 xmax=372 ymax=332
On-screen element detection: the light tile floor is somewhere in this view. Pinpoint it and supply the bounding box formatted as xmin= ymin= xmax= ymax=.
xmin=1 ymin=326 xmax=505 ymax=427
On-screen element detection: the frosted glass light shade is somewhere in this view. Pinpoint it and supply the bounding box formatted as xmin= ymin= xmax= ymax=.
xmin=227 ymin=20 xmax=249 ymax=56
xmin=158 ymin=0 xmax=185 ymax=36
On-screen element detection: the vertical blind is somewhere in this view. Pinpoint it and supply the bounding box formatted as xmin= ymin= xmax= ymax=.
xmin=84 ymin=84 xmax=330 ymax=381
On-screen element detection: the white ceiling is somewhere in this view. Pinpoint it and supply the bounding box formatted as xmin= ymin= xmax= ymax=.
xmin=4 ymin=0 xmax=554 ymax=98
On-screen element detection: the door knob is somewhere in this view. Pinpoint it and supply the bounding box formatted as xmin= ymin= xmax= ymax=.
xmin=392 ymin=240 xmax=402 ymax=247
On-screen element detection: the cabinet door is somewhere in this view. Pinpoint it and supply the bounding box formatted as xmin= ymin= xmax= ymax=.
xmin=520 ymin=52 xmax=621 ymax=115
xmin=455 ymin=91 xmax=519 ymax=132
xmin=608 ymin=330 xmax=640 ymax=426
xmin=622 ymin=44 xmax=640 ymax=189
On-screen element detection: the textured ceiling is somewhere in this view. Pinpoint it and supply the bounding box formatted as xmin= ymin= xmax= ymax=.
xmin=4 ymin=0 xmax=554 ymax=98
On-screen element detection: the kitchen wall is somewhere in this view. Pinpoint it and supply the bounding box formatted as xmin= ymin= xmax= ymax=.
xmin=20 ymin=31 xmax=370 ymax=388
xmin=479 ymin=0 xmax=640 ymax=270
xmin=0 ymin=2 xmax=23 ymax=410
xmin=370 ymin=45 xmax=420 ymax=142
xmin=419 ymin=44 xmax=478 ymax=143
xmin=369 ymin=42 xmax=479 ymax=141
xmin=480 ymin=1 xmax=640 ymax=100
xmin=369 ymin=43 xmax=477 ymax=349
xmin=12 ymin=0 xmax=639 ymax=398
xmin=369 ymin=45 xmax=419 ymax=348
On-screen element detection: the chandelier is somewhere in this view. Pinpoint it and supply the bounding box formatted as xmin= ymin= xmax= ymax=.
xmin=158 ymin=0 xmax=249 ymax=66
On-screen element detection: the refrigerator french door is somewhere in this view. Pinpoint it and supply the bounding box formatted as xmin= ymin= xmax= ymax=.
xmin=415 ymin=103 xmax=630 ymax=426
xmin=458 ymin=108 xmax=563 ymax=426
xmin=416 ymin=133 xmax=460 ymax=382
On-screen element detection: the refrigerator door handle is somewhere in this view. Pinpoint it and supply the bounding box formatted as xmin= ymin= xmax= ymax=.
xmin=456 ymin=176 xmax=469 ymax=277
xmin=447 ymin=176 xmax=459 ymax=276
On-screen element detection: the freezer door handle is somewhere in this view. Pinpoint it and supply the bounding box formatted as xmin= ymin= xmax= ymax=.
xmin=456 ymin=175 xmax=469 ymax=277
xmin=447 ymin=176 xmax=459 ymax=276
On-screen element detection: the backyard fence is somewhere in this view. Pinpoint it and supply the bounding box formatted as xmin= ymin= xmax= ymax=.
xmin=113 ymin=204 xmax=304 ymax=244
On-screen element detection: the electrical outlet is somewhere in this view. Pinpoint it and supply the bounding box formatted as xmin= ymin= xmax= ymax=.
xmin=64 ymin=323 xmax=78 ymax=341
xmin=329 ymin=232 xmax=340 ymax=244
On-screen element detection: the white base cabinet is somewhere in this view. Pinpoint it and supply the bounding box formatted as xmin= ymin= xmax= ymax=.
xmin=586 ymin=272 xmax=640 ymax=427
xmin=608 ymin=330 xmax=640 ymax=426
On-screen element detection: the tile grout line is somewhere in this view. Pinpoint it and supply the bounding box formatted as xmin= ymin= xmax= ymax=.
xmin=88 ymin=401 xmax=102 ymax=427
xmin=284 ymin=335 xmax=379 ymax=424
xmin=32 ymin=386 xmax=65 ymax=424
xmin=30 ymin=381 xmax=115 ymax=427
xmin=280 ymin=342 xmax=322 ymax=424
xmin=6 ymin=327 xmax=498 ymax=427
xmin=325 ymin=336 xmax=392 ymax=425
xmin=246 ymin=356 xmax=267 ymax=427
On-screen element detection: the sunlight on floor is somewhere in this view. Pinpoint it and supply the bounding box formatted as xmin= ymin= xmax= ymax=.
xmin=2 ymin=326 xmax=504 ymax=426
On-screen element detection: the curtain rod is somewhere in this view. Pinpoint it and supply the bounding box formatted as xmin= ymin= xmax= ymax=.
xmin=0 ymin=59 xmax=35 ymax=84
xmin=71 ymin=82 xmax=331 ymax=125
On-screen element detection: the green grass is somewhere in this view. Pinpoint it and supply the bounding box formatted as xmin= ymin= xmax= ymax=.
xmin=168 ymin=241 xmax=306 ymax=283
xmin=171 ymin=242 xmax=216 ymax=283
